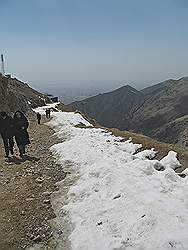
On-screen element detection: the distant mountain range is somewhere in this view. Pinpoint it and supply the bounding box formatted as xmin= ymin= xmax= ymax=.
xmin=59 ymin=95 xmax=92 ymax=105
xmin=69 ymin=77 xmax=188 ymax=147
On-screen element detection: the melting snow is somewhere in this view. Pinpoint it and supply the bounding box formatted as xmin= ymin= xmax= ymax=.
xmin=160 ymin=151 xmax=181 ymax=170
xmin=34 ymin=105 xmax=188 ymax=250
xmin=33 ymin=102 xmax=60 ymax=115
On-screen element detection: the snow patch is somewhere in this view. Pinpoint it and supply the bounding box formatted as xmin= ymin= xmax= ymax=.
xmin=160 ymin=151 xmax=181 ymax=170
xmin=134 ymin=148 xmax=157 ymax=160
xmin=33 ymin=102 xmax=60 ymax=115
xmin=33 ymin=105 xmax=188 ymax=250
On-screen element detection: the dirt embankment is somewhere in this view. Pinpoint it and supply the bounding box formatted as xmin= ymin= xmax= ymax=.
xmin=0 ymin=115 xmax=66 ymax=250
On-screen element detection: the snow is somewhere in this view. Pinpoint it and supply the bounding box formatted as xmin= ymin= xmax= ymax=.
xmin=33 ymin=102 xmax=60 ymax=115
xmin=36 ymin=106 xmax=188 ymax=250
xmin=134 ymin=148 xmax=157 ymax=160
xmin=50 ymin=112 xmax=92 ymax=127
xmin=131 ymin=90 xmax=139 ymax=94
xmin=160 ymin=151 xmax=181 ymax=170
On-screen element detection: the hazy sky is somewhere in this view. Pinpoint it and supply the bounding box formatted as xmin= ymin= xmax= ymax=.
xmin=1 ymin=0 xmax=188 ymax=96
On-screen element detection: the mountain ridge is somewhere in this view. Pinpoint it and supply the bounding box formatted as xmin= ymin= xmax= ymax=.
xmin=69 ymin=77 xmax=188 ymax=146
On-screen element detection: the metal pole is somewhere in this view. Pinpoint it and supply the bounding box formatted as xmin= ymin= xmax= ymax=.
xmin=1 ymin=54 xmax=5 ymax=75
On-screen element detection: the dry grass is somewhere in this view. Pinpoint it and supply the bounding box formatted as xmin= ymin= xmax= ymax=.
xmin=107 ymin=128 xmax=188 ymax=172
xmin=57 ymin=103 xmax=74 ymax=112
xmin=74 ymin=122 xmax=188 ymax=172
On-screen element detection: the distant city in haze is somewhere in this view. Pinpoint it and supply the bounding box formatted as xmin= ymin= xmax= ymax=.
xmin=1 ymin=0 xmax=188 ymax=102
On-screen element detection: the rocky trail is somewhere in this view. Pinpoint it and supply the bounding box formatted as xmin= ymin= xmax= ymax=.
xmin=0 ymin=115 xmax=66 ymax=250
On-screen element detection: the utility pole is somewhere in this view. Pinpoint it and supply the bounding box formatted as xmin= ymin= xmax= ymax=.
xmin=1 ymin=54 xmax=5 ymax=75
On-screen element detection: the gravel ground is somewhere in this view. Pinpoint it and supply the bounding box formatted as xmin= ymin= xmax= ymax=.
xmin=0 ymin=115 xmax=67 ymax=250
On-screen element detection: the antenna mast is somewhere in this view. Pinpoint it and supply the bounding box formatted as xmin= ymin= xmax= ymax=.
xmin=1 ymin=54 xmax=5 ymax=75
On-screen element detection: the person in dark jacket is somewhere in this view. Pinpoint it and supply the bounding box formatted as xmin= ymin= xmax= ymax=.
xmin=13 ymin=111 xmax=30 ymax=157
xmin=45 ymin=109 xmax=51 ymax=118
xmin=0 ymin=111 xmax=15 ymax=158
xmin=36 ymin=112 xmax=42 ymax=124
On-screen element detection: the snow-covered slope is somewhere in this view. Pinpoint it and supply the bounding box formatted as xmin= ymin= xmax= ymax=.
xmin=35 ymin=106 xmax=188 ymax=250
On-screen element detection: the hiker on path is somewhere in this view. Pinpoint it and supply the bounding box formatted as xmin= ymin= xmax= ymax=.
xmin=0 ymin=111 xmax=15 ymax=158
xmin=45 ymin=109 xmax=51 ymax=118
xmin=36 ymin=112 xmax=42 ymax=124
xmin=13 ymin=111 xmax=30 ymax=157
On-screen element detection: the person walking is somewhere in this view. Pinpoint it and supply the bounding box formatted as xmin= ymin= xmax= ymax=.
xmin=36 ymin=112 xmax=42 ymax=124
xmin=45 ymin=109 xmax=50 ymax=118
xmin=13 ymin=111 xmax=30 ymax=157
xmin=0 ymin=111 xmax=15 ymax=158
xmin=45 ymin=109 xmax=51 ymax=118
xmin=48 ymin=109 xmax=51 ymax=118
xmin=45 ymin=109 xmax=48 ymax=118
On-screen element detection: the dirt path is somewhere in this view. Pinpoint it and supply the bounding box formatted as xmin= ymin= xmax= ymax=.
xmin=0 ymin=115 xmax=66 ymax=250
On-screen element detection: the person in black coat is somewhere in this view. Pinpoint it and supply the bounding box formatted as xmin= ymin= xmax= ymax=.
xmin=0 ymin=111 xmax=15 ymax=158
xmin=13 ymin=111 xmax=30 ymax=157
xmin=36 ymin=112 xmax=42 ymax=124
xmin=45 ymin=109 xmax=51 ymax=118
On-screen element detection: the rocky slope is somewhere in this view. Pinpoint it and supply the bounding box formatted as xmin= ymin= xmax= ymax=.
xmin=69 ymin=77 xmax=188 ymax=146
xmin=131 ymin=77 xmax=188 ymax=146
xmin=0 ymin=74 xmax=51 ymax=113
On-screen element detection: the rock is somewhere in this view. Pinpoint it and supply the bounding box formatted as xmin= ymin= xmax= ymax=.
xmin=178 ymin=173 xmax=186 ymax=178
xmin=113 ymin=193 xmax=121 ymax=200
xmin=57 ymin=229 xmax=63 ymax=235
xmin=29 ymin=234 xmax=34 ymax=240
xmin=36 ymin=177 xmax=44 ymax=183
xmin=97 ymin=221 xmax=103 ymax=226
xmin=33 ymin=235 xmax=42 ymax=243
xmin=42 ymin=234 xmax=46 ymax=238
xmin=49 ymin=231 xmax=53 ymax=237
xmin=37 ymin=227 xmax=42 ymax=233
xmin=42 ymin=191 xmax=52 ymax=196
xmin=26 ymin=198 xmax=35 ymax=201
xmin=153 ymin=161 xmax=165 ymax=171
xmin=43 ymin=199 xmax=50 ymax=204
xmin=21 ymin=210 xmax=25 ymax=215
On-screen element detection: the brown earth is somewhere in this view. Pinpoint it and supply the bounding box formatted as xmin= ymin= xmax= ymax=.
xmin=0 ymin=75 xmax=51 ymax=114
xmin=0 ymin=115 xmax=66 ymax=250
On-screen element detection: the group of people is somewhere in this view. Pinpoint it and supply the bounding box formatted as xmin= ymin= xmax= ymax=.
xmin=36 ymin=109 xmax=51 ymax=125
xmin=45 ymin=108 xmax=51 ymax=118
xmin=0 ymin=111 xmax=30 ymax=159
